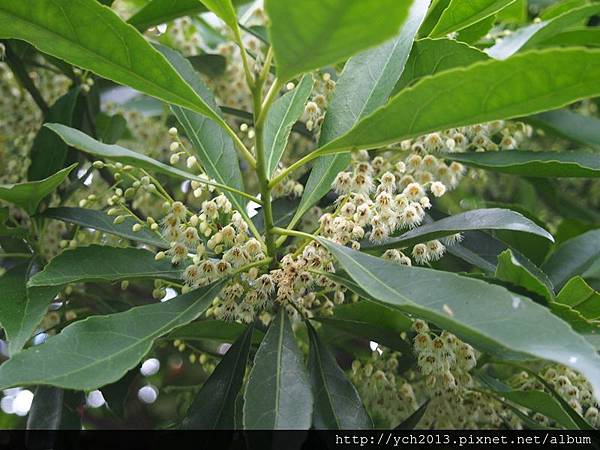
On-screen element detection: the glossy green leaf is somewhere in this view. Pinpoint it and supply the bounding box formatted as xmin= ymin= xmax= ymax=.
xmin=394 ymin=38 xmax=488 ymax=93
xmin=496 ymin=0 xmax=527 ymax=23
xmin=181 ymin=324 xmax=253 ymax=429
xmin=542 ymin=230 xmax=600 ymax=290
xmin=96 ymin=113 xmax=128 ymax=145
xmin=539 ymin=28 xmax=600 ymax=48
xmin=26 ymin=387 xmax=64 ymax=430
xmin=527 ymin=110 xmax=600 ymax=150
xmin=42 ymin=207 xmax=168 ymax=248
xmin=318 ymin=238 xmax=600 ymax=398
xmin=0 ymin=281 xmax=224 ymax=390
xmin=455 ymin=13 xmax=497 ymax=44
xmin=252 ymin=198 xmax=298 ymax=233
xmin=128 ymin=0 xmax=250 ymax=31
xmin=292 ymin=0 xmax=430 ymax=229
xmin=557 ymin=276 xmax=600 ymax=320
xmin=486 ymin=4 xmax=600 ymax=59
xmin=430 ymin=0 xmax=515 ymax=37
xmin=539 ymin=0 xmax=589 ymax=20
xmin=307 ymin=323 xmax=372 ymax=430
xmin=243 ymin=309 xmax=313 ymax=429
xmin=47 ymin=124 xmax=234 ymax=192
xmin=419 ymin=0 xmax=451 ymax=36
xmin=154 ymin=44 xmax=250 ymax=220
xmin=495 ymin=250 xmax=555 ymax=301
xmin=478 ymin=375 xmax=580 ymax=429
xmin=265 ymin=75 xmax=314 ymax=176
xmin=198 ymin=0 xmax=237 ymax=30
xmin=28 ymin=88 xmax=80 ymax=181
xmin=265 ymin=0 xmax=414 ymax=81
xmin=0 ymin=264 xmax=59 ymax=356
xmin=0 ymin=163 xmax=77 ymax=215
xmin=316 ymin=299 xmax=412 ymax=353
xmin=168 ymin=320 xmax=263 ymax=344
xmin=445 ymin=150 xmax=600 ymax=178
xmin=366 ymin=208 xmax=553 ymax=251
xmin=317 ymin=49 xmax=600 ymax=155
xmin=0 ymin=0 xmax=222 ymax=125
xmin=28 ymin=245 xmax=181 ymax=288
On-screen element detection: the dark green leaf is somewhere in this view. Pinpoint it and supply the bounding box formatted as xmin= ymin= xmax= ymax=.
xmin=293 ymin=0 xmax=430 ymax=229
xmin=154 ymin=44 xmax=250 ymax=222
xmin=181 ymin=324 xmax=253 ymax=429
xmin=0 ymin=280 xmax=224 ymax=390
xmin=243 ymin=309 xmax=313 ymax=429
xmin=28 ymin=88 xmax=80 ymax=180
xmin=485 ymin=4 xmax=600 ymax=59
xmin=0 ymin=264 xmax=59 ymax=355
xmin=455 ymin=13 xmax=497 ymax=43
xmin=317 ymin=49 xmax=600 ymax=155
xmin=26 ymin=387 xmax=64 ymax=430
xmin=445 ymin=150 xmax=600 ymax=178
xmin=0 ymin=163 xmax=77 ymax=215
xmin=365 ymin=208 xmax=553 ymax=251
xmin=527 ymin=109 xmax=600 ymax=150
xmin=539 ymin=28 xmax=600 ymax=48
xmin=318 ymin=238 xmax=600 ymax=398
xmin=394 ymin=38 xmax=488 ymax=93
xmin=42 ymin=207 xmax=168 ymax=248
xmin=542 ymin=230 xmax=600 ymax=290
xmin=96 ymin=113 xmax=128 ymax=145
xmin=168 ymin=320 xmax=264 ymax=344
xmin=252 ymin=198 xmax=298 ymax=233
xmin=0 ymin=0 xmax=222 ymax=125
xmin=28 ymin=245 xmax=181 ymax=287
xmin=495 ymin=249 xmax=555 ymax=301
xmin=188 ymin=54 xmax=227 ymax=77
xmin=430 ymin=0 xmax=515 ymax=37
xmin=265 ymin=0 xmax=414 ymax=81
xmin=265 ymin=75 xmax=314 ymax=176
xmin=307 ymin=322 xmax=372 ymax=430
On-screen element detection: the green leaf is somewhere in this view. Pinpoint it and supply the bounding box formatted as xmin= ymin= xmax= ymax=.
xmin=557 ymin=276 xmax=600 ymax=320
xmin=478 ymin=375 xmax=580 ymax=429
xmin=265 ymin=75 xmax=314 ymax=176
xmin=28 ymin=88 xmax=80 ymax=181
xmin=243 ymin=309 xmax=313 ymax=429
xmin=0 ymin=163 xmax=77 ymax=215
xmin=539 ymin=0 xmax=590 ymax=20
xmin=315 ymin=299 xmax=412 ymax=353
xmin=26 ymin=387 xmax=64 ymax=430
xmin=252 ymin=198 xmax=298 ymax=233
xmin=527 ymin=110 xmax=600 ymax=150
xmin=154 ymin=44 xmax=250 ymax=220
xmin=393 ymin=38 xmax=488 ymax=93
xmin=42 ymin=207 xmax=168 ymax=248
xmin=496 ymin=0 xmax=527 ymax=23
xmin=455 ymin=13 xmax=497 ymax=44
xmin=430 ymin=0 xmax=516 ymax=37
xmin=168 ymin=320 xmax=264 ymax=344
xmin=365 ymin=208 xmax=554 ymax=251
xmin=306 ymin=322 xmax=372 ymax=430
xmin=47 ymin=124 xmax=232 ymax=191
xmin=0 ymin=264 xmax=59 ymax=356
xmin=265 ymin=0 xmax=414 ymax=81
xmin=188 ymin=54 xmax=227 ymax=77
xmin=96 ymin=113 xmax=128 ymax=145
xmin=28 ymin=245 xmax=181 ymax=288
xmin=419 ymin=0 xmax=452 ymax=37
xmin=542 ymin=230 xmax=600 ymax=290
xmin=539 ymin=28 xmax=600 ymax=48
xmin=485 ymin=4 xmax=600 ymax=59
xmin=198 ymin=0 xmax=238 ymax=30
xmin=292 ymin=0 xmax=430 ymax=229
xmin=181 ymin=323 xmax=253 ymax=429
xmin=445 ymin=150 xmax=600 ymax=178
xmin=0 ymin=0 xmax=222 ymax=125
xmin=0 ymin=281 xmax=224 ymax=390
xmin=128 ymin=0 xmax=250 ymax=31
xmin=495 ymin=250 xmax=555 ymax=301
xmin=317 ymin=49 xmax=600 ymax=155
xmin=318 ymin=238 xmax=600 ymax=398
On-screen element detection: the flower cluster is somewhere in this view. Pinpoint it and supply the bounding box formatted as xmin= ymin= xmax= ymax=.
xmin=350 ymin=350 xmax=417 ymax=428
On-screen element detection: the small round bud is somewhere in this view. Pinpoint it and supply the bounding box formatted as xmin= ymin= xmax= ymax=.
xmin=132 ymin=223 xmax=142 ymax=232
xmin=169 ymin=142 xmax=180 ymax=152
xmin=168 ymin=127 xmax=178 ymax=136
xmin=93 ymin=161 xmax=105 ymax=169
